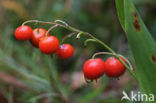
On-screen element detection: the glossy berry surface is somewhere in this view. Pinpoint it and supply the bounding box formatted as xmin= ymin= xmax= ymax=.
xmin=105 ymin=57 xmax=126 ymax=78
xmin=15 ymin=25 xmax=33 ymax=41
xmin=83 ymin=58 xmax=105 ymax=80
xmin=39 ymin=36 xmax=59 ymax=54
xmin=56 ymin=44 xmax=74 ymax=59
xmin=31 ymin=28 xmax=49 ymax=47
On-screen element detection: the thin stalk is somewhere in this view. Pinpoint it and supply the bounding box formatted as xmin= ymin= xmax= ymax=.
xmin=52 ymin=23 xmax=137 ymax=80
xmin=22 ymin=20 xmax=56 ymax=26
xmin=45 ymin=24 xmax=59 ymax=37
xmin=118 ymin=54 xmax=133 ymax=70
xmin=21 ymin=20 xmax=137 ymax=80
xmin=90 ymin=35 xmax=115 ymax=53
xmin=58 ymin=25 xmax=116 ymax=53
xmin=92 ymin=52 xmax=137 ymax=80
xmin=92 ymin=52 xmax=116 ymax=59
xmin=116 ymin=55 xmax=137 ymax=80
xmin=21 ymin=20 xmax=117 ymax=54
xmin=62 ymin=32 xmax=77 ymax=43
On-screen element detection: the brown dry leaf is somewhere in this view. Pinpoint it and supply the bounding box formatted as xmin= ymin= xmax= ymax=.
xmin=71 ymin=72 xmax=85 ymax=90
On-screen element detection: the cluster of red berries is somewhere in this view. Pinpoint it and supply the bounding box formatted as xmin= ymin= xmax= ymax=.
xmin=14 ymin=24 xmax=127 ymax=82
xmin=14 ymin=25 xmax=74 ymax=59
xmin=83 ymin=57 xmax=126 ymax=80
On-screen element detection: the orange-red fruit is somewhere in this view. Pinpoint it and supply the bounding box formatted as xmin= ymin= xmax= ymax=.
xmin=15 ymin=25 xmax=33 ymax=41
xmin=83 ymin=58 xmax=105 ymax=80
xmin=39 ymin=36 xmax=59 ymax=54
xmin=31 ymin=28 xmax=49 ymax=47
xmin=105 ymin=57 xmax=126 ymax=78
xmin=56 ymin=44 xmax=74 ymax=59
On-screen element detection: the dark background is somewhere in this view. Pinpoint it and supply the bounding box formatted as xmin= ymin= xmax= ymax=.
xmin=0 ymin=0 xmax=156 ymax=103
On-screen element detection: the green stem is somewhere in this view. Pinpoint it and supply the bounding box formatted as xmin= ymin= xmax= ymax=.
xmin=116 ymin=55 xmax=137 ymax=80
xmin=92 ymin=52 xmax=116 ymax=59
xmin=22 ymin=20 xmax=138 ymax=80
xmin=84 ymin=39 xmax=96 ymax=46
xmin=22 ymin=20 xmax=55 ymax=26
xmin=45 ymin=24 xmax=59 ymax=37
xmin=21 ymin=19 xmax=116 ymax=54
xmin=90 ymin=35 xmax=115 ymax=53
xmin=57 ymin=24 xmax=137 ymax=80
xmin=92 ymin=52 xmax=137 ymax=80
xmin=62 ymin=32 xmax=77 ymax=43
xmin=59 ymin=25 xmax=116 ymax=53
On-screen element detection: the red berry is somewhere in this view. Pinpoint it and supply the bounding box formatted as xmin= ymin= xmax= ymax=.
xmin=15 ymin=25 xmax=33 ymax=41
xmin=56 ymin=44 xmax=74 ymax=59
xmin=39 ymin=36 xmax=59 ymax=54
xmin=31 ymin=28 xmax=49 ymax=47
xmin=83 ymin=58 xmax=105 ymax=80
xmin=105 ymin=57 xmax=126 ymax=78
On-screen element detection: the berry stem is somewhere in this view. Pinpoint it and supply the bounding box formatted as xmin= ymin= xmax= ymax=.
xmin=116 ymin=55 xmax=137 ymax=79
xmin=21 ymin=20 xmax=138 ymax=80
xmin=118 ymin=54 xmax=133 ymax=70
xmin=58 ymin=25 xmax=116 ymax=53
xmin=54 ymin=20 xmax=68 ymax=26
xmin=84 ymin=39 xmax=96 ymax=46
xmin=22 ymin=20 xmax=55 ymax=26
xmin=62 ymin=32 xmax=77 ymax=43
xmin=92 ymin=52 xmax=116 ymax=59
xmin=45 ymin=24 xmax=59 ymax=37
xmin=84 ymin=75 xmax=93 ymax=83
xmin=53 ymin=22 xmax=138 ymax=80
xmin=21 ymin=19 xmax=115 ymax=54
xmin=92 ymin=52 xmax=137 ymax=80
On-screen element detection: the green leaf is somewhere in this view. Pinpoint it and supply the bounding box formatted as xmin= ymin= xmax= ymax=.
xmin=116 ymin=0 xmax=156 ymax=100
xmin=115 ymin=0 xmax=125 ymax=29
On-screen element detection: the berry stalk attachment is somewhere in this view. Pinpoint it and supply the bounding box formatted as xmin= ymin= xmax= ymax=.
xmin=16 ymin=19 xmax=137 ymax=81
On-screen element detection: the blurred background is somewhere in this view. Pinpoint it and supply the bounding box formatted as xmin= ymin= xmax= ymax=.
xmin=0 ymin=0 xmax=156 ymax=103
